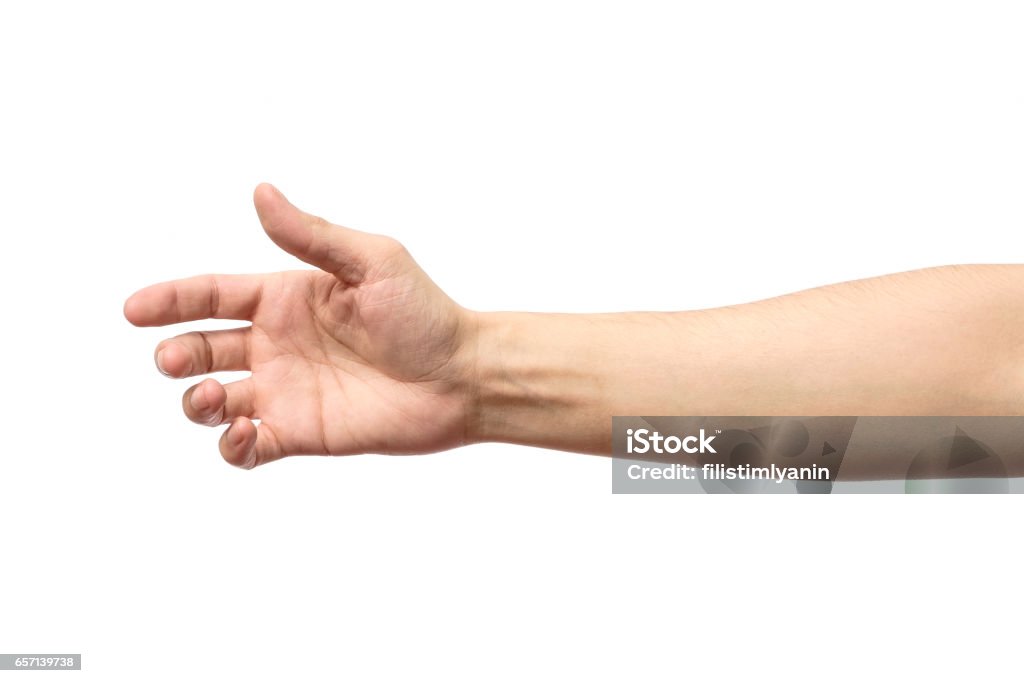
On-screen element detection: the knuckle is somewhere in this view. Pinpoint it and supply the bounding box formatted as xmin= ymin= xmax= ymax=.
xmin=376 ymin=235 xmax=407 ymax=257
xmin=372 ymin=236 xmax=411 ymax=274
xmin=192 ymin=331 xmax=214 ymax=374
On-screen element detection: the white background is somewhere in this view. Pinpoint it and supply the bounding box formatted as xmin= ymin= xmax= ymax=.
xmin=2 ymin=1 xmax=1022 ymax=681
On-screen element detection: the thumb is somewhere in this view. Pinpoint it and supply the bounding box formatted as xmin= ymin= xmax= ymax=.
xmin=253 ymin=183 xmax=380 ymax=285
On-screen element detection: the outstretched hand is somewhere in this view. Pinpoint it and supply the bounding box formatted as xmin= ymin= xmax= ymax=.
xmin=125 ymin=184 xmax=478 ymax=468
xmin=127 ymin=186 xmax=1024 ymax=474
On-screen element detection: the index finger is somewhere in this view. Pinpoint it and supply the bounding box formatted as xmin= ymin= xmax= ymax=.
xmin=124 ymin=274 xmax=263 ymax=326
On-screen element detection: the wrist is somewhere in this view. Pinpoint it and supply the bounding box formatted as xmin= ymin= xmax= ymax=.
xmin=461 ymin=310 xmax=624 ymax=452
xmin=463 ymin=311 xmax=544 ymax=447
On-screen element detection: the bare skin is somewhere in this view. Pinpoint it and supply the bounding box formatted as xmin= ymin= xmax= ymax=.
xmin=125 ymin=184 xmax=477 ymax=467
xmin=124 ymin=184 xmax=1024 ymax=468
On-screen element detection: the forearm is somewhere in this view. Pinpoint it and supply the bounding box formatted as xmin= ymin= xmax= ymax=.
xmin=467 ymin=265 xmax=1024 ymax=454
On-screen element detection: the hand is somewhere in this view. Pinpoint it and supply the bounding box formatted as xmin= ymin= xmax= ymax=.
xmin=125 ymin=184 xmax=478 ymax=468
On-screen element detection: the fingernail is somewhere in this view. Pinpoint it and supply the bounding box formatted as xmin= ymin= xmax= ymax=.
xmin=155 ymin=348 xmax=171 ymax=377
xmin=190 ymin=385 xmax=209 ymax=412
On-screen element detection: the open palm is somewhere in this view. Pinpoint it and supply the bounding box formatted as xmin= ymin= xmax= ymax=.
xmin=125 ymin=184 xmax=478 ymax=468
